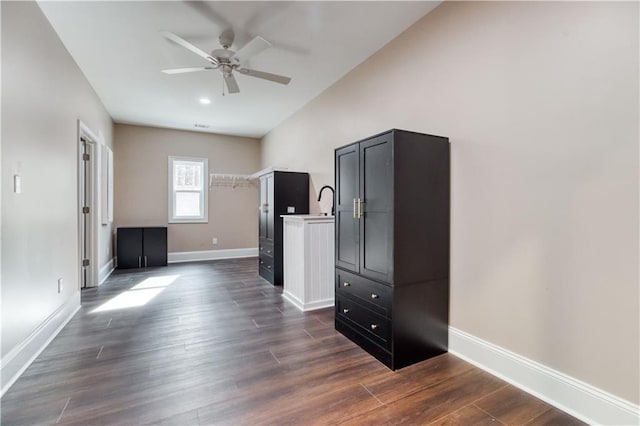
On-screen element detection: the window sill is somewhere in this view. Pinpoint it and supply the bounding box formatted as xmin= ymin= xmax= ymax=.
xmin=168 ymin=219 xmax=209 ymax=224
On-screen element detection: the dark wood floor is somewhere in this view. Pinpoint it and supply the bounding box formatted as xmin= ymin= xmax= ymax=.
xmin=1 ymin=259 xmax=585 ymax=425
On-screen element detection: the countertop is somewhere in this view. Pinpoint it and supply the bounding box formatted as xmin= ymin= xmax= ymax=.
xmin=281 ymin=214 xmax=335 ymax=222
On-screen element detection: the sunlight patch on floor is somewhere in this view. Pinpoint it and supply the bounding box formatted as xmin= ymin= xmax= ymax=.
xmin=131 ymin=275 xmax=179 ymax=290
xmin=91 ymin=274 xmax=179 ymax=313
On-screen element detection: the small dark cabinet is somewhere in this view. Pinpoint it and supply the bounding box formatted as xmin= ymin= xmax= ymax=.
xmin=257 ymin=171 xmax=309 ymax=285
xmin=334 ymin=129 xmax=450 ymax=370
xmin=117 ymin=227 xmax=167 ymax=269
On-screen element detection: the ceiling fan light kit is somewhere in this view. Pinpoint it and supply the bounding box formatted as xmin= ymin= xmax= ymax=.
xmin=161 ymin=29 xmax=292 ymax=95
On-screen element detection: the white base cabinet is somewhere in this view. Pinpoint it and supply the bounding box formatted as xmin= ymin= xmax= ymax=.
xmin=282 ymin=215 xmax=335 ymax=311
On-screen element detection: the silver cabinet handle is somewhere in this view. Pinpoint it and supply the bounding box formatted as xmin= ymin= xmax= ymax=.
xmin=357 ymin=198 xmax=365 ymax=219
xmin=138 ymin=256 xmax=141 ymax=268
xmin=343 ymin=308 xmax=350 ymax=314
xmin=144 ymin=256 xmax=148 ymax=268
xmin=266 ymin=250 xmax=272 ymax=254
xmin=353 ymin=198 xmax=357 ymax=218
xmin=343 ymin=282 xmax=351 ymax=287
xmin=267 ymin=265 xmax=272 ymax=269
xmin=370 ymin=324 xmax=378 ymax=330
xmin=371 ymin=293 xmax=379 ymax=299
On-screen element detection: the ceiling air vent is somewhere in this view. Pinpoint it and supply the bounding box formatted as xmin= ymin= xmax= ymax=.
xmin=194 ymin=124 xmax=211 ymax=129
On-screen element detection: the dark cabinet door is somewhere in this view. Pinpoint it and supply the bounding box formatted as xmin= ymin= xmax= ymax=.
xmin=259 ymin=176 xmax=268 ymax=239
xmin=265 ymin=173 xmax=275 ymax=242
xmin=359 ymin=135 xmax=393 ymax=283
xmin=335 ymin=144 xmax=360 ymax=273
xmin=143 ymin=227 xmax=167 ymax=267
xmin=117 ymin=228 xmax=143 ymax=269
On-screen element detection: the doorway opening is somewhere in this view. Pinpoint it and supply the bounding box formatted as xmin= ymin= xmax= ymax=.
xmin=78 ymin=121 xmax=99 ymax=289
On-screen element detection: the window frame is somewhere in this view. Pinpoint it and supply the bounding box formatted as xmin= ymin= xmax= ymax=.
xmin=168 ymin=156 xmax=208 ymax=224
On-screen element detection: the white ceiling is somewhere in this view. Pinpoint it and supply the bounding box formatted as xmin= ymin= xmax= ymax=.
xmin=38 ymin=1 xmax=440 ymax=138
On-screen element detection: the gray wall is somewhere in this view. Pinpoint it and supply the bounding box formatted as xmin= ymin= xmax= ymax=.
xmin=262 ymin=1 xmax=639 ymax=404
xmin=1 ymin=0 xmax=113 ymax=386
xmin=113 ymin=124 xmax=260 ymax=253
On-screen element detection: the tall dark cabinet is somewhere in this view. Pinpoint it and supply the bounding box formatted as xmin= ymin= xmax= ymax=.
xmin=117 ymin=227 xmax=167 ymax=269
xmin=257 ymin=171 xmax=309 ymax=285
xmin=334 ymin=129 xmax=450 ymax=370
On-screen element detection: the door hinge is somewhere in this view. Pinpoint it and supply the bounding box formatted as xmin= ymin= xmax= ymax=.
xmin=82 ymin=259 xmax=90 ymax=267
xmin=83 ymin=153 xmax=90 ymax=161
xmin=82 ymin=206 xmax=90 ymax=214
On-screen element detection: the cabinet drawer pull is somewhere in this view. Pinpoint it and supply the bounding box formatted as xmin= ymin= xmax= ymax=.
xmin=343 ymin=308 xmax=350 ymax=314
xmin=371 ymin=293 xmax=379 ymax=299
xmin=266 ymin=250 xmax=272 ymax=254
xmin=343 ymin=282 xmax=351 ymax=287
xmin=260 ymin=260 xmax=264 ymax=265
xmin=267 ymin=265 xmax=272 ymax=269
xmin=370 ymin=324 xmax=378 ymax=330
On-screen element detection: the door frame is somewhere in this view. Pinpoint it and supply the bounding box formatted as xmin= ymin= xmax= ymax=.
xmin=77 ymin=120 xmax=100 ymax=289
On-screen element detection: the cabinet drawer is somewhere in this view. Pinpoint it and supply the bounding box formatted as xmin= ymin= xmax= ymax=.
xmin=335 ymin=269 xmax=391 ymax=316
xmin=259 ymin=265 xmax=274 ymax=284
xmin=336 ymin=296 xmax=391 ymax=349
xmin=259 ymin=241 xmax=274 ymax=258
xmin=258 ymin=255 xmax=273 ymax=271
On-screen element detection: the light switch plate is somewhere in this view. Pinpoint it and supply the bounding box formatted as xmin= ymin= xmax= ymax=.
xmin=13 ymin=175 xmax=22 ymax=194
xmin=287 ymin=206 xmax=295 ymax=213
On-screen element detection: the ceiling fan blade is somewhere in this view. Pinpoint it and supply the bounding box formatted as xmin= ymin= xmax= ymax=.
xmin=161 ymin=31 xmax=218 ymax=65
xmin=161 ymin=67 xmax=213 ymax=74
xmin=224 ymin=73 xmax=240 ymax=94
xmin=233 ymin=36 xmax=271 ymax=64
xmin=237 ymin=68 xmax=291 ymax=85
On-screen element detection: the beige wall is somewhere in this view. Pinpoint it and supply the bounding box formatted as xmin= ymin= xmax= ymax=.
xmin=1 ymin=0 xmax=113 ymax=360
xmin=114 ymin=124 xmax=260 ymax=253
xmin=262 ymin=1 xmax=639 ymax=404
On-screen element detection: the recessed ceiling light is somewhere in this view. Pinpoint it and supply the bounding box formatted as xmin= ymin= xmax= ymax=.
xmin=199 ymin=98 xmax=211 ymax=105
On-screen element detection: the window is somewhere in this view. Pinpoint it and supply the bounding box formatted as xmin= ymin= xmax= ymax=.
xmin=168 ymin=156 xmax=208 ymax=223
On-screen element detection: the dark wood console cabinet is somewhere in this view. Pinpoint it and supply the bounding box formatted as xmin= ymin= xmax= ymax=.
xmin=334 ymin=129 xmax=450 ymax=370
xmin=117 ymin=227 xmax=167 ymax=269
xmin=257 ymin=171 xmax=309 ymax=285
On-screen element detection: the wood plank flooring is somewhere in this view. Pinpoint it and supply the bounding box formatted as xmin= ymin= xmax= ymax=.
xmin=0 ymin=259 xmax=585 ymax=425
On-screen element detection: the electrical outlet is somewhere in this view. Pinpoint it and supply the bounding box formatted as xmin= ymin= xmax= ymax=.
xmin=57 ymin=278 xmax=63 ymax=293
xmin=212 ymin=237 xmax=218 ymax=245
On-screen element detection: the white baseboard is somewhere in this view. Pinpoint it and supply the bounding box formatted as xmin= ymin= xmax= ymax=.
xmin=98 ymin=258 xmax=114 ymax=285
xmin=449 ymin=327 xmax=640 ymax=426
xmin=167 ymin=248 xmax=258 ymax=264
xmin=0 ymin=293 xmax=81 ymax=397
xmin=282 ymin=291 xmax=334 ymax=312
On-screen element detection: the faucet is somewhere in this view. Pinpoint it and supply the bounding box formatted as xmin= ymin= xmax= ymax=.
xmin=317 ymin=185 xmax=335 ymax=216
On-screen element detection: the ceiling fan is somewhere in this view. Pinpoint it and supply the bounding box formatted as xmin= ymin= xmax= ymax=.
xmin=161 ymin=29 xmax=291 ymax=95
